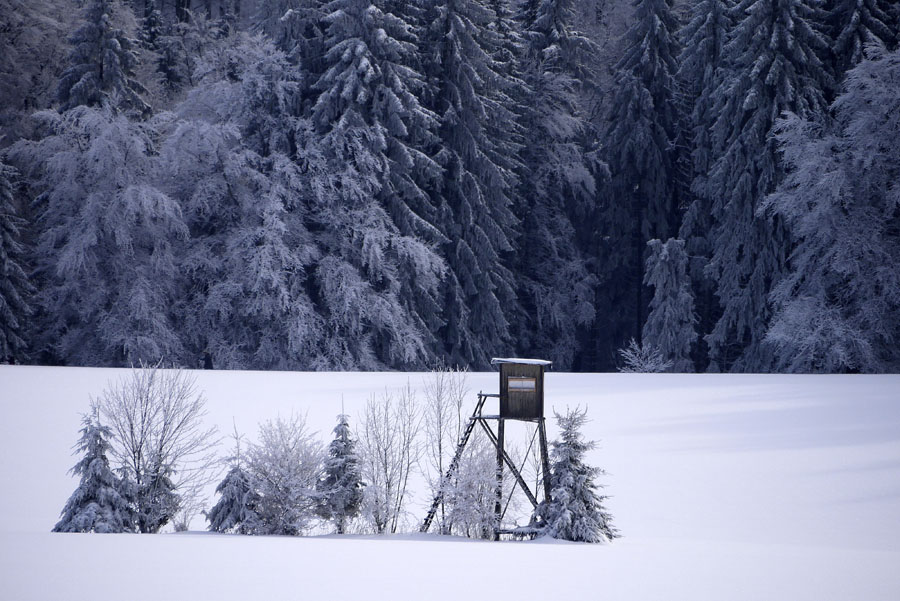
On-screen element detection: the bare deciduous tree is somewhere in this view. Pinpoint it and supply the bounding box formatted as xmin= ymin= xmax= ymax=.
xmin=358 ymin=383 xmax=421 ymax=534
xmin=93 ymin=362 xmax=220 ymax=532
xmin=421 ymin=366 xmax=469 ymax=533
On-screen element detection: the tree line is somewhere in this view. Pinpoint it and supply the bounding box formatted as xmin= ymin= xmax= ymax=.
xmin=1 ymin=0 xmax=899 ymax=372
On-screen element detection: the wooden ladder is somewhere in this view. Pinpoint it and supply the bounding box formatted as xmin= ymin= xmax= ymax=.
xmin=420 ymin=392 xmax=496 ymax=533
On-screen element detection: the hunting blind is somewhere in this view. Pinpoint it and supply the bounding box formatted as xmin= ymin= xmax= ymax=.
xmin=421 ymin=358 xmax=553 ymax=540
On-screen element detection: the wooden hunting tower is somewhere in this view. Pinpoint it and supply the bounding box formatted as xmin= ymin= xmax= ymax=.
xmin=421 ymin=358 xmax=553 ymax=540
xmin=494 ymin=358 xmax=550 ymax=420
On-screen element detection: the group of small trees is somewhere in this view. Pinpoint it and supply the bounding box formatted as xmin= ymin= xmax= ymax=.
xmin=54 ymin=363 xmax=220 ymax=533
xmin=206 ymin=411 xmax=367 ymax=536
xmin=56 ymin=366 xmax=616 ymax=543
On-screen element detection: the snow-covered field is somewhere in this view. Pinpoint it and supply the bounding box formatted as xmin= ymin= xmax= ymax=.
xmin=2 ymin=366 xmax=899 ymax=600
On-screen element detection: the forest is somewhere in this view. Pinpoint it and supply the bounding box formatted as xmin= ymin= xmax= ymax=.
xmin=1 ymin=0 xmax=898 ymax=373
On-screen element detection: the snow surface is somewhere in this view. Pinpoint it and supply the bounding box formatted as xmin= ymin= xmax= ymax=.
xmin=1 ymin=366 xmax=899 ymax=600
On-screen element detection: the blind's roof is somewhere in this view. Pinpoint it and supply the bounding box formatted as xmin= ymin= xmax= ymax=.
xmin=490 ymin=358 xmax=553 ymax=366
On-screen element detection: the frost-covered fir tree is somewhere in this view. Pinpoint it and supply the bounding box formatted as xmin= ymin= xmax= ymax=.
xmin=421 ymin=0 xmax=522 ymax=368
xmin=0 ymin=160 xmax=32 ymax=363
xmin=309 ymin=0 xmax=445 ymax=369
xmin=316 ymin=414 xmax=363 ymax=534
xmin=533 ymin=407 xmax=617 ymax=542
xmin=762 ymin=47 xmax=900 ymax=372
xmin=514 ymin=0 xmax=603 ymax=369
xmin=57 ymin=0 xmax=149 ymax=115
xmin=8 ymin=108 xmax=187 ymax=366
xmin=600 ymin=0 xmax=681 ymax=364
xmin=700 ymin=0 xmax=831 ymax=371
xmin=642 ymin=239 xmax=696 ymax=372
xmin=826 ymin=0 xmax=896 ymax=80
xmin=53 ymin=414 xmax=134 ymax=533
xmin=207 ymin=465 xmax=261 ymax=534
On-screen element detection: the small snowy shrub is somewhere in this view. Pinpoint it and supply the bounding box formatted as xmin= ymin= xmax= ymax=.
xmin=617 ymin=338 xmax=673 ymax=373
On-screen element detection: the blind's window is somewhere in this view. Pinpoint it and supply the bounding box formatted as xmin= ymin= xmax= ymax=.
xmin=508 ymin=377 xmax=536 ymax=391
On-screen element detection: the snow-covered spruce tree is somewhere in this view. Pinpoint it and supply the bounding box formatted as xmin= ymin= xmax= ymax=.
xmin=0 ymin=160 xmax=32 ymax=363
xmin=7 ymin=108 xmax=187 ymax=366
xmin=599 ymin=0 xmax=681 ymax=366
xmin=642 ymin=239 xmax=697 ymax=372
xmin=761 ymin=46 xmax=900 ymax=372
xmin=207 ymin=466 xmax=261 ymax=534
xmin=245 ymin=414 xmax=322 ymax=536
xmin=161 ymin=34 xmax=324 ymax=370
xmin=207 ymin=466 xmax=258 ymax=533
xmin=826 ymin=0 xmax=896 ymax=81
xmin=533 ymin=407 xmax=617 ymax=542
xmin=53 ymin=413 xmax=135 ymax=533
xmin=57 ymin=0 xmax=149 ymax=115
xmin=700 ymin=0 xmax=831 ymax=372
xmin=308 ymin=0 xmax=445 ymax=369
xmin=514 ymin=0 xmax=603 ymax=370
xmin=316 ymin=414 xmax=364 ymax=534
xmin=207 ymin=426 xmax=261 ymax=534
xmin=420 ymin=0 xmax=522 ymax=368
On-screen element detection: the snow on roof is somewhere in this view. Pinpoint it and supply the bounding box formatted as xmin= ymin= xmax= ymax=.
xmin=490 ymin=358 xmax=553 ymax=366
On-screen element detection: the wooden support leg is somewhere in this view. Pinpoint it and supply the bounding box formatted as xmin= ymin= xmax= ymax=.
xmin=539 ymin=418 xmax=552 ymax=502
xmin=495 ymin=419 xmax=505 ymax=541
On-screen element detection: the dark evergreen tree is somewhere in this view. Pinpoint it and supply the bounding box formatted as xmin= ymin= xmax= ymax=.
xmin=700 ymin=0 xmax=831 ymax=371
xmin=599 ymin=0 xmax=681 ymax=368
xmin=676 ymin=0 xmax=732 ymax=371
xmin=53 ymin=414 xmax=135 ymax=533
xmin=140 ymin=6 xmax=164 ymax=51
xmin=254 ymin=0 xmax=325 ymax=65
xmin=135 ymin=462 xmax=180 ymax=533
xmin=515 ymin=0 xmax=603 ymax=369
xmin=533 ymin=407 xmax=617 ymax=542
xmin=57 ymin=0 xmax=149 ymax=115
xmin=421 ymin=0 xmax=522 ymax=368
xmin=642 ymin=238 xmax=696 ymax=372
xmin=207 ymin=465 xmax=261 ymax=534
xmin=826 ymin=0 xmax=896 ymax=81
xmin=0 ymin=160 xmax=32 ymax=363
xmin=316 ymin=414 xmax=363 ymax=534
